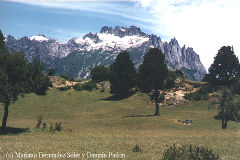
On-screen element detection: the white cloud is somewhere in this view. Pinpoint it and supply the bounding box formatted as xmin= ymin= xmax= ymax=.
xmin=4 ymin=0 xmax=154 ymax=24
xmin=136 ymin=0 xmax=240 ymax=71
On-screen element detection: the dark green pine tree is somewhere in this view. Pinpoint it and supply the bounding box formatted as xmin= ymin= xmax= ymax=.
xmin=0 ymin=30 xmax=51 ymax=130
xmin=48 ymin=68 xmax=55 ymax=76
xmin=207 ymin=46 xmax=240 ymax=86
xmin=138 ymin=48 xmax=169 ymax=116
xmin=109 ymin=51 xmax=136 ymax=95
xmin=175 ymin=69 xmax=185 ymax=78
xmin=90 ymin=65 xmax=110 ymax=82
xmin=0 ymin=30 xmax=7 ymax=52
xmin=25 ymin=58 xmax=52 ymax=95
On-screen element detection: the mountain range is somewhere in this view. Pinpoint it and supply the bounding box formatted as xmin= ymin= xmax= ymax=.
xmin=5 ymin=26 xmax=207 ymax=81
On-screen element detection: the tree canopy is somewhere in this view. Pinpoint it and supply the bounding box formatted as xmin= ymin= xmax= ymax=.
xmin=90 ymin=65 xmax=110 ymax=82
xmin=109 ymin=51 xmax=136 ymax=95
xmin=138 ymin=48 xmax=170 ymax=116
xmin=209 ymin=88 xmax=240 ymax=129
xmin=0 ymin=31 xmax=7 ymax=52
xmin=48 ymin=68 xmax=55 ymax=76
xmin=0 ymin=30 xmax=51 ymax=129
xmin=206 ymin=46 xmax=240 ymax=86
xmin=175 ymin=69 xmax=185 ymax=78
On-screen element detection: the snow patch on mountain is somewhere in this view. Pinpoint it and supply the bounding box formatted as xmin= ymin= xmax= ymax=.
xmin=73 ymin=33 xmax=149 ymax=51
xmin=29 ymin=35 xmax=49 ymax=41
xmin=5 ymin=26 xmax=207 ymax=81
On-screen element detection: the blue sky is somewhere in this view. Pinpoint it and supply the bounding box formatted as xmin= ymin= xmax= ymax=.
xmin=0 ymin=0 xmax=239 ymax=70
xmin=0 ymin=1 xmax=158 ymax=41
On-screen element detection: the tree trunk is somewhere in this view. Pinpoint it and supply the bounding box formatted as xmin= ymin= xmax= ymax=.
xmin=224 ymin=119 xmax=228 ymax=129
xmin=154 ymin=90 xmax=160 ymax=116
xmin=222 ymin=118 xmax=226 ymax=129
xmin=1 ymin=102 xmax=9 ymax=130
xmin=222 ymin=116 xmax=228 ymax=129
xmin=221 ymin=105 xmax=227 ymax=129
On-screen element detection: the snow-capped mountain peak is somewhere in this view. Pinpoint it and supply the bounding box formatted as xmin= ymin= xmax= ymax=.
xmin=29 ymin=35 xmax=48 ymax=41
xmin=72 ymin=33 xmax=149 ymax=51
xmin=5 ymin=26 xmax=207 ymax=81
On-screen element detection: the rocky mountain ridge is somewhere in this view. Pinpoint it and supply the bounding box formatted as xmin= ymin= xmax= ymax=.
xmin=5 ymin=26 xmax=207 ymax=80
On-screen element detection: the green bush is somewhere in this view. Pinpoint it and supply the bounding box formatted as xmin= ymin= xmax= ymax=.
xmin=73 ymin=83 xmax=81 ymax=91
xmin=82 ymin=82 xmax=96 ymax=91
xmin=55 ymin=122 xmax=62 ymax=131
xmin=132 ymin=145 xmax=141 ymax=152
xmin=73 ymin=81 xmax=96 ymax=91
xmin=58 ymin=86 xmax=71 ymax=91
xmin=193 ymin=83 xmax=202 ymax=88
xmin=185 ymin=85 xmax=214 ymax=101
xmin=42 ymin=122 xmax=47 ymax=130
xmin=60 ymin=74 xmax=69 ymax=80
xmin=48 ymin=68 xmax=55 ymax=76
xmin=163 ymin=144 xmax=219 ymax=160
xmin=185 ymin=92 xmax=208 ymax=101
xmin=175 ymin=69 xmax=185 ymax=78
xmin=90 ymin=65 xmax=110 ymax=82
xmin=50 ymin=123 xmax=54 ymax=132
xmin=36 ymin=115 xmax=43 ymax=129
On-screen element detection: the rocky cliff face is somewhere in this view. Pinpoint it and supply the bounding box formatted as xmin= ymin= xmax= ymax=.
xmin=5 ymin=26 xmax=207 ymax=81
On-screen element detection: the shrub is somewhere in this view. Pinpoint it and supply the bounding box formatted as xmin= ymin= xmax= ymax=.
xmin=132 ymin=145 xmax=141 ymax=152
xmin=36 ymin=115 xmax=43 ymax=129
xmin=175 ymin=69 xmax=185 ymax=78
xmin=184 ymin=85 xmax=214 ymax=101
xmin=82 ymin=82 xmax=96 ymax=91
xmin=42 ymin=122 xmax=47 ymax=130
xmin=73 ymin=83 xmax=81 ymax=91
xmin=60 ymin=74 xmax=69 ymax=80
xmin=48 ymin=68 xmax=54 ymax=76
xmin=193 ymin=83 xmax=202 ymax=88
xmin=50 ymin=122 xmax=54 ymax=132
xmin=184 ymin=85 xmax=194 ymax=92
xmin=55 ymin=122 xmax=62 ymax=131
xmin=91 ymin=65 xmax=110 ymax=82
xmin=185 ymin=92 xmax=208 ymax=101
xmin=163 ymin=144 xmax=219 ymax=160
xmin=58 ymin=86 xmax=71 ymax=91
xmin=73 ymin=81 xmax=96 ymax=91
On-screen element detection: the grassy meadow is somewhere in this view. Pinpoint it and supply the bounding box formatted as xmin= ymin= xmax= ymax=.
xmin=0 ymin=87 xmax=239 ymax=159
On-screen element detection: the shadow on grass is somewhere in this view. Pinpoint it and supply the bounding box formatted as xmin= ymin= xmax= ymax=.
xmin=124 ymin=114 xmax=154 ymax=118
xmin=214 ymin=114 xmax=221 ymax=120
xmin=214 ymin=114 xmax=240 ymax=122
xmin=0 ymin=127 xmax=29 ymax=135
xmin=102 ymin=91 xmax=135 ymax=101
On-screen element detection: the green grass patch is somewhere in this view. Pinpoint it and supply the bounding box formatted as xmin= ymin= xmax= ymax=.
xmin=0 ymin=89 xmax=239 ymax=159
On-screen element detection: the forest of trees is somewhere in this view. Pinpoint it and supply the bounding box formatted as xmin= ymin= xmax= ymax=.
xmin=90 ymin=46 xmax=240 ymax=128
xmin=1 ymin=26 xmax=239 ymax=130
